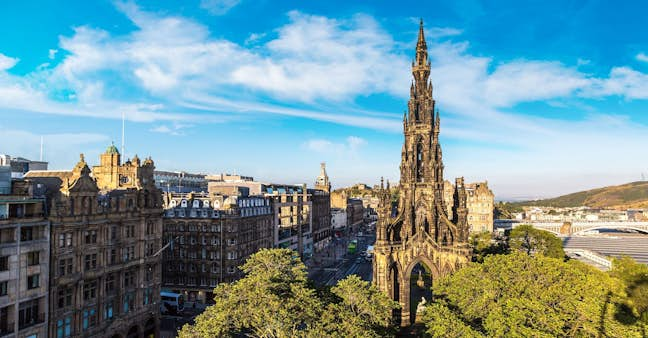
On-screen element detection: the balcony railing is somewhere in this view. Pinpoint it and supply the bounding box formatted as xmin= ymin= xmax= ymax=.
xmin=18 ymin=313 xmax=45 ymax=330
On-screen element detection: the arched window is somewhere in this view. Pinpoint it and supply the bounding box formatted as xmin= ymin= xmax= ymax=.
xmin=416 ymin=143 xmax=424 ymax=182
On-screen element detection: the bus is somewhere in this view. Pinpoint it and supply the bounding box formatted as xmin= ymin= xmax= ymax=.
xmin=160 ymin=291 xmax=185 ymax=315
xmin=347 ymin=240 xmax=358 ymax=254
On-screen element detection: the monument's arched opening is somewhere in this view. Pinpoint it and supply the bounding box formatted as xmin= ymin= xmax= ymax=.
xmin=408 ymin=262 xmax=433 ymax=324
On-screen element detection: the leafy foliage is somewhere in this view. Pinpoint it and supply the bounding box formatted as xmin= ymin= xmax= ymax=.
xmin=610 ymin=256 xmax=648 ymax=324
xmin=469 ymin=231 xmax=508 ymax=262
xmin=179 ymin=249 xmax=399 ymax=338
xmin=423 ymin=253 xmax=644 ymax=337
xmin=508 ymin=224 xmax=565 ymax=258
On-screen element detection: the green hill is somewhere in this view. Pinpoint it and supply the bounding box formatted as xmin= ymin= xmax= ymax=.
xmin=511 ymin=181 xmax=648 ymax=209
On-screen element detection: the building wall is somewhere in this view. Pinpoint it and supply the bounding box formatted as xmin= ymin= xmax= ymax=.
xmin=0 ymin=180 xmax=49 ymax=338
xmin=309 ymin=189 xmax=331 ymax=252
xmin=26 ymin=149 xmax=162 ymax=338
xmin=444 ymin=181 xmax=494 ymax=233
xmin=161 ymin=193 xmax=273 ymax=304
xmin=331 ymin=208 xmax=347 ymax=231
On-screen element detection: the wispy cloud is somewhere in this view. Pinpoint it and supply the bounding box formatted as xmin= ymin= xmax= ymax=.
xmin=0 ymin=53 xmax=18 ymax=71
xmin=149 ymin=123 xmax=192 ymax=136
xmin=636 ymin=52 xmax=648 ymax=63
xmin=427 ymin=27 xmax=463 ymax=38
xmin=199 ymin=0 xmax=241 ymax=15
xmin=302 ymin=136 xmax=368 ymax=154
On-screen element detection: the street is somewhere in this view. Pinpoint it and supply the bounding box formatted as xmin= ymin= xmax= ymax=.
xmin=308 ymin=222 xmax=375 ymax=286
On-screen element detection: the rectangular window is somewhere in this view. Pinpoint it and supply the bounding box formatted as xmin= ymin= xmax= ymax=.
xmin=0 ymin=256 xmax=8 ymax=271
xmin=109 ymin=249 xmax=117 ymax=265
xmin=82 ymin=307 xmax=97 ymax=330
xmin=56 ymin=315 xmax=72 ymax=338
xmin=0 ymin=281 xmax=7 ymax=296
xmin=58 ymin=233 xmax=65 ymax=248
xmin=83 ymin=281 xmax=97 ymax=301
xmin=124 ymin=271 xmax=135 ymax=288
xmin=58 ymin=287 xmax=73 ymax=308
xmin=123 ymin=292 xmax=134 ymax=313
xmin=123 ymin=246 xmax=135 ymax=262
xmin=27 ymin=274 xmax=39 ymax=289
xmin=58 ymin=258 xmax=73 ymax=276
xmin=66 ymin=233 xmax=72 ymax=246
xmin=143 ymin=288 xmax=151 ymax=305
xmin=105 ymin=301 xmax=114 ymax=320
xmin=84 ymin=254 xmax=97 ymax=271
xmin=105 ymin=274 xmax=115 ymax=294
xmin=126 ymin=225 xmax=135 ymax=238
xmin=84 ymin=230 xmax=97 ymax=244
xmin=18 ymin=299 xmax=40 ymax=329
xmin=27 ymin=251 xmax=40 ymax=266
xmin=110 ymin=226 xmax=117 ymax=240
xmin=20 ymin=227 xmax=34 ymax=241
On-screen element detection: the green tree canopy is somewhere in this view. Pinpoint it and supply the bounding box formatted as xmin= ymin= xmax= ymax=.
xmin=509 ymin=224 xmax=565 ymax=258
xmin=422 ymin=252 xmax=644 ymax=337
xmin=609 ymin=256 xmax=648 ymax=324
xmin=469 ymin=231 xmax=507 ymax=263
xmin=179 ymin=248 xmax=398 ymax=338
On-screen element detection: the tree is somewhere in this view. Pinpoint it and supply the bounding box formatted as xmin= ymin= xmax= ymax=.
xmin=508 ymin=224 xmax=565 ymax=258
xmin=609 ymin=256 xmax=648 ymax=324
xmin=469 ymin=231 xmax=507 ymax=263
xmin=179 ymin=248 xmax=322 ymax=338
xmin=313 ymin=275 xmax=399 ymax=337
xmin=422 ymin=252 xmax=644 ymax=337
xmin=179 ymin=249 xmax=399 ymax=338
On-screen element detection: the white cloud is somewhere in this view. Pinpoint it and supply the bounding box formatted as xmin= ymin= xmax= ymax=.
xmin=427 ymin=27 xmax=463 ymax=38
xmin=231 ymin=11 xmax=409 ymax=102
xmin=199 ymin=0 xmax=241 ymax=15
xmin=149 ymin=123 xmax=191 ymax=136
xmin=637 ymin=52 xmax=648 ymax=63
xmin=0 ymin=53 xmax=18 ymax=71
xmin=1 ymin=6 xmax=648 ymax=198
xmin=302 ymin=136 xmax=368 ymax=155
xmin=48 ymin=49 xmax=58 ymax=60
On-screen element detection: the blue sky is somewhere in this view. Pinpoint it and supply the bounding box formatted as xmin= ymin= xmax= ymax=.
xmin=1 ymin=0 xmax=648 ymax=200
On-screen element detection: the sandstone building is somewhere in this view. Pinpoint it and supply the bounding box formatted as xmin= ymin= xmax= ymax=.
xmin=26 ymin=146 xmax=162 ymax=338
xmin=0 ymin=177 xmax=50 ymax=338
xmin=330 ymin=191 xmax=364 ymax=233
xmin=373 ymin=21 xmax=471 ymax=326
xmin=444 ymin=181 xmax=495 ymax=233
xmin=161 ymin=192 xmax=273 ymax=304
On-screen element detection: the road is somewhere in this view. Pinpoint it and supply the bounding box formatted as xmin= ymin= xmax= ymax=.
xmin=308 ymin=223 xmax=375 ymax=286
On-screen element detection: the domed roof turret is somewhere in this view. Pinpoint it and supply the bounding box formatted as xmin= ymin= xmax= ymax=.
xmin=105 ymin=143 xmax=119 ymax=154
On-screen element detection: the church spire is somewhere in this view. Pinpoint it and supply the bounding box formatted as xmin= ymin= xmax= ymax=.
xmin=415 ymin=19 xmax=428 ymax=68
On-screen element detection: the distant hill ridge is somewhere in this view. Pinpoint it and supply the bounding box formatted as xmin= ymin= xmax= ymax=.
xmin=513 ymin=181 xmax=648 ymax=209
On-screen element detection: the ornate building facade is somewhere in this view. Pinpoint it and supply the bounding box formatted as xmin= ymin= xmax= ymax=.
xmin=444 ymin=181 xmax=495 ymax=233
xmin=373 ymin=21 xmax=471 ymax=326
xmin=311 ymin=163 xmax=332 ymax=252
xmin=161 ymin=192 xmax=273 ymax=304
xmin=0 ymin=178 xmax=50 ymax=338
xmin=26 ymin=146 xmax=162 ymax=338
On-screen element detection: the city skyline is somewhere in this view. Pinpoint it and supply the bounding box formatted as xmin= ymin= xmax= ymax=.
xmin=1 ymin=1 xmax=648 ymax=200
